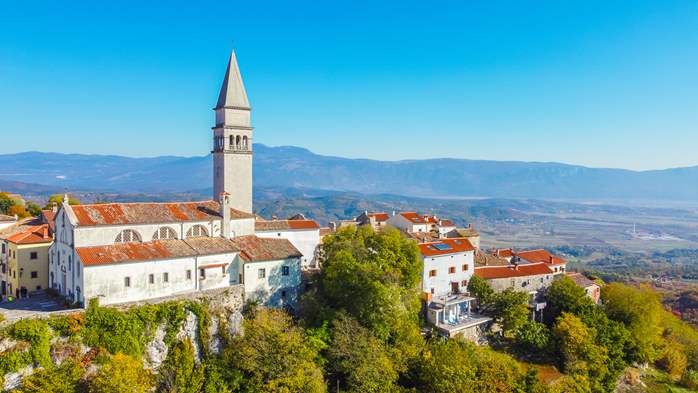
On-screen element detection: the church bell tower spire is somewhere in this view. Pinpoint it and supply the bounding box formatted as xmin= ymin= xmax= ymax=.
xmin=212 ymin=48 xmax=253 ymax=213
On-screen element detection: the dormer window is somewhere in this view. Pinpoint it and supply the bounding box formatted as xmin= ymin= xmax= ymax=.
xmin=152 ymin=227 xmax=177 ymax=241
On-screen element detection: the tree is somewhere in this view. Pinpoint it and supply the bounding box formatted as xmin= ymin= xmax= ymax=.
xmin=515 ymin=320 xmax=551 ymax=353
xmin=8 ymin=204 xmax=29 ymax=219
xmin=26 ymin=202 xmax=42 ymax=217
xmin=225 ymin=308 xmax=326 ymax=393
xmin=327 ymin=313 xmax=398 ymax=393
xmin=44 ymin=194 xmax=80 ymax=209
xmin=601 ymin=283 xmax=663 ymax=363
xmin=468 ymin=275 xmax=494 ymax=308
xmin=489 ymin=289 xmax=530 ymax=336
xmin=544 ymin=276 xmax=595 ymax=326
xmin=414 ymin=339 xmax=537 ymax=393
xmin=89 ymin=353 xmax=154 ymax=393
xmin=13 ymin=360 xmax=85 ymax=393
xmin=656 ymin=339 xmax=687 ymax=380
xmin=304 ymin=226 xmax=424 ymax=371
xmin=157 ymin=340 xmax=205 ymax=393
xmin=0 ymin=192 xmax=14 ymax=215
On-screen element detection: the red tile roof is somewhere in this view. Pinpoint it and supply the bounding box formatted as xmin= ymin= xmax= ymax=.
xmin=418 ymin=237 xmax=475 ymax=257
xmin=5 ymin=224 xmax=52 ymax=245
xmin=474 ymin=262 xmax=554 ymax=279
xmin=368 ymin=213 xmax=389 ymax=222
xmin=41 ymin=210 xmax=57 ymax=233
xmin=400 ymin=212 xmax=427 ymax=224
xmin=494 ymin=249 xmax=515 ymax=258
xmin=70 ymin=200 xmax=253 ymax=226
xmin=439 ymin=219 xmax=456 ymax=227
xmin=77 ymin=240 xmax=197 ymax=266
xmin=516 ymin=249 xmax=566 ymax=266
xmin=255 ymin=219 xmax=320 ymax=231
xmin=230 ymin=235 xmax=302 ymax=262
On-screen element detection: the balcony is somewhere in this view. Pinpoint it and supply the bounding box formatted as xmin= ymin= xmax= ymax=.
xmin=427 ymin=293 xmax=492 ymax=340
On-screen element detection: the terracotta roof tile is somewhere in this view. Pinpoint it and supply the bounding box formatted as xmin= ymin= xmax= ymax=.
xmin=474 ymin=251 xmax=510 ymax=267
xmin=255 ymin=219 xmax=319 ymax=231
xmin=4 ymin=224 xmax=52 ymax=245
xmin=41 ymin=210 xmax=57 ymax=233
xmin=474 ymin=262 xmax=554 ymax=279
xmin=400 ymin=212 xmax=427 ymax=224
xmin=516 ymin=249 xmax=566 ymax=266
xmin=418 ymin=237 xmax=475 ymax=257
xmin=229 ymin=235 xmax=301 ymax=262
xmin=368 ymin=213 xmax=389 ymax=222
xmin=70 ymin=200 xmax=253 ymax=226
xmin=77 ymin=240 xmax=197 ymax=266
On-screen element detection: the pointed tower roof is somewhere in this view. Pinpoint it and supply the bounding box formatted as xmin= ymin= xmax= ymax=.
xmin=215 ymin=49 xmax=250 ymax=109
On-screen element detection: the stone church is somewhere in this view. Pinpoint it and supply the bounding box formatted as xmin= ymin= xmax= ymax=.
xmin=48 ymin=50 xmax=320 ymax=307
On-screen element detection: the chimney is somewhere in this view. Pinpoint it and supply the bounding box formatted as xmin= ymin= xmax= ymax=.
xmin=272 ymin=215 xmax=278 ymax=221
xmin=549 ymin=255 xmax=554 ymax=264
xmin=219 ymin=192 xmax=231 ymax=238
xmin=468 ymin=223 xmax=473 ymax=230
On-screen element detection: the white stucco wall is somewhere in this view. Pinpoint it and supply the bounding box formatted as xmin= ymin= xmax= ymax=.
xmin=240 ymin=257 xmax=301 ymax=308
xmin=387 ymin=215 xmax=428 ymax=233
xmin=422 ymin=251 xmax=475 ymax=297
xmin=255 ymin=229 xmax=320 ymax=268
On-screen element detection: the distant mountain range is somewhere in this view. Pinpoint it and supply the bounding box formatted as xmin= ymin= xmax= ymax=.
xmin=1 ymin=144 xmax=698 ymax=201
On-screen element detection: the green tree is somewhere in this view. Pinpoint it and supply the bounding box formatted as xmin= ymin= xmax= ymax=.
xmin=225 ymin=309 xmax=326 ymax=393
xmin=13 ymin=360 xmax=85 ymax=393
xmin=26 ymin=202 xmax=42 ymax=217
xmin=89 ymin=353 xmax=154 ymax=393
xmin=468 ymin=275 xmax=495 ymax=308
xmin=327 ymin=314 xmax=398 ymax=393
xmin=0 ymin=192 xmax=15 ymax=215
xmin=515 ymin=320 xmax=551 ymax=353
xmin=544 ymin=276 xmax=595 ymax=326
xmin=157 ymin=340 xmax=205 ymax=393
xmin=601 ymin=283 xmax=663 ymax=363
xmin=490 ymin=289 xmax=530 ymax=336
xmin=304 ymin=226 xmax=424 ymax=371
xmin=414 ymin=339 xmax=536 ymax=393
xmin=44 ymin=194 xmax=81 ymax=209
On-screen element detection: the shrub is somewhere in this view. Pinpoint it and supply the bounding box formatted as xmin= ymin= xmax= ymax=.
xmin=8 ymin=319 xmax=52 ymax=367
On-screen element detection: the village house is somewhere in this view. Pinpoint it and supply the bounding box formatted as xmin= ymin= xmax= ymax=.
xmin=566 ymin=272 xmax=601 ymax=304
xmin=387 ymin=212 xmax=429 ymax=233
xmin=254 ymin=217 xmax=321 ymax=269
xmin=445 ymin=224 xmax=481 ymax=249
xmin=419 ymin=237 xmax=491 ymax=339
xmin=355 ymin=211 xmax=390 ymax=232
xmin=0 ymin=222 xmax=53 ymax=298
xmin=515 ymin=249 xmax=567 ymax=275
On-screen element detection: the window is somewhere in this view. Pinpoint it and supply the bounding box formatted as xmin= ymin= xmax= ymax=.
xmin=540 ymin=277 xmax=544 ymax=283
xmin=461 ymin=280 xmax=468 ymax=287
xmin=30 ymin=271 xmax=38 ymax=279
xmin=221 ymin=265 xmax=226 ymax=275
xmin=30 ymin=252 xmax=38 ymax=260
xmin=186 ymin=270 xmax=192 ymax=280
xmin=149 ymin=274 xmax=154 ymax=284
xmin=282 ymin=266 xmax=290 ymax=276
xmin=36 ymin=286 xmax=41 ymax=291
xmin=1 ymin=244 xmax=4 ymax=253
xmin=430 ymin=288 xmax=435 ymax=294
xmin=115 ymin=229 xmax=141 ymax=243
xmin=258 ymin=268 xmax=266 ymax=279
xmin=124 ymin=277 xmax=131 ymax=287
xmin=199 ymin=269 xmax=206 ymax=279
xmin=186 ymin=225 xmax=209 ymax=238
xmin=429 ymin=269 xmax=437 ymax=277
xmin=152 ymin=227 xmax=177 ymax=241
xmin=163 ymin=272 xmax=169 ymax=283
xmin=448 ymin=266 xmax=456 ymax=274
xmin=281 ymin=290 xmax=287 ymax=298
xmin=462 ymin=264 xmax=468 ymax=271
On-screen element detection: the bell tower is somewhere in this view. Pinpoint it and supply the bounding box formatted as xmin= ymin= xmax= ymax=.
xmin=212 ymin=49 xmax=253 ymax=213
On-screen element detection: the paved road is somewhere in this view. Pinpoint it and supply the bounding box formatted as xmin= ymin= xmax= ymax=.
xmin=0 ymin=293 xmax=69 ymax=321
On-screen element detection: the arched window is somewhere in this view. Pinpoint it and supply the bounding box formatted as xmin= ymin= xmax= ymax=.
xmin=186 ymin=225 xmax=209 ymax=238
xmin=236 ymin=135 xmax=241 ymax=149
xmin=229 ymin=135 xmax=235 ymax=149
xmin=115 ymin=229 xmax=142 ymax=243
xmin=243 ymin=136 xmax=248 ymax=149
xmin=152 ymin=226 xmax=177 ymax=241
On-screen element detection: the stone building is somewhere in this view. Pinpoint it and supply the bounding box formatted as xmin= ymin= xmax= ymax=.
xmin=0 ymin=222 xmax=53 ymax=298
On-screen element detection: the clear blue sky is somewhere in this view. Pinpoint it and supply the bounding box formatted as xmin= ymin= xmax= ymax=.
xmin=1 ymin=1 xmax=696 ymax=170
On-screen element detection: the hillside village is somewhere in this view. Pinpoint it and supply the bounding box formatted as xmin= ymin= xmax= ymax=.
xmin=0 ymin=49 xmax=696 ymax=393
xmin=0 ymin=49 xmax=597 ymax=339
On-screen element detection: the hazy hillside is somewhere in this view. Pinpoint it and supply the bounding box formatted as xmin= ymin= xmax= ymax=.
xmin=1 ymin=145 xmax=698 ymax=201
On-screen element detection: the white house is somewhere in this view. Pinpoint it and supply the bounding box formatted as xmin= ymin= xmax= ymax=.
xmin=387 ymin=212 xmax=429 ymax=233
xmin=418 ymin=237 xmax=490 ymax=339
xmin=254 ymin=219 xmax=320 ymax=269
xmin=419 ymin=237 xmax=476 ymax=297
xmin=230 ymin=235 xmax=302 ymax=308
xmin=0 ymin=215 xmax=17 ymax=231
